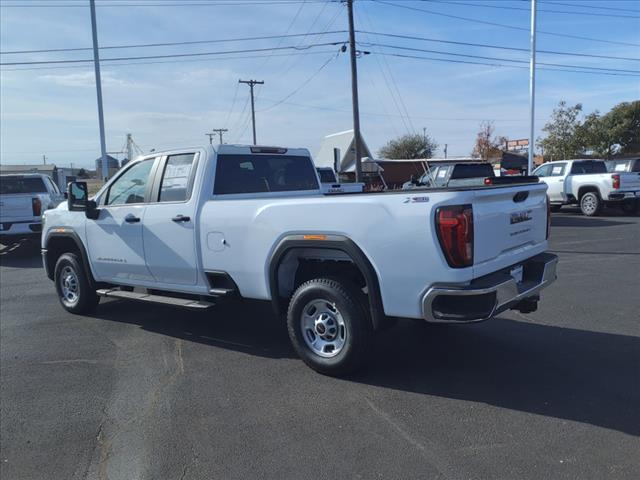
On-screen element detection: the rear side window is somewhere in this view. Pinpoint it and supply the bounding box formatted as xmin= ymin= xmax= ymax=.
xmin=633 ymin=160 xmax=640 ymax=173
xmin=570 ymin=161 xmax=607 ymax=174
xmin=159 ymin=153 xmax=196 ymax=202
xmin=451 ymin=164 xmax=494 ymax=179
xmin=214 ymin=155 xmax=319 ymax=194
xmin=0 ymin=176 xmax=47 ymax=194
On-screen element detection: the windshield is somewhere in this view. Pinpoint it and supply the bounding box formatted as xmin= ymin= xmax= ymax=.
xmin=0 ymin=176 xmax=47 ymax=194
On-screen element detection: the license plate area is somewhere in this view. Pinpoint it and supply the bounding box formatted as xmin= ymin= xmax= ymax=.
xmin=510 ymin=265 xmax=524 ymax=284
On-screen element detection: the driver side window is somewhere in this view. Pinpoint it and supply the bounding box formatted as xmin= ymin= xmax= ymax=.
xmin=106 ymin=159 xmax=155 ymax=206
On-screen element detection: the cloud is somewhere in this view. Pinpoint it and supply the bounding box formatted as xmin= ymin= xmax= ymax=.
xmin=38 ymin=72 xmax=137 ymax=88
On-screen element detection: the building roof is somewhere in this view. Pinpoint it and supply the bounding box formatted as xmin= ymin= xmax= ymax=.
xmin=315 ymin=130 xmax=373 ymax=172
xmin=0 ymin=164 xmax=57 ymax=173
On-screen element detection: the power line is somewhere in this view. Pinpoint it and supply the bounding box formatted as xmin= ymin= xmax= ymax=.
xmin=360 ymin=42 xmax=640 ymax=74
xmin=538 ymin=0 xmax=640 ymax=14
xmin=373 ymin=51 xmax=640 ymax=77
xmin=0 ymin=41 xmax=346 ymax=66
xmin=257 ymin=51 xmax=339 ymax=112
xmin=0 ymin=31 xmax=346 ymax=55
xmin=411 ymin=0 xmax=640 ymax=19
xmin=372 ymin=0 xmax=640 ymax=48
xmin=358 ymin=30 xmax=640 ymax=62
xmin=0 ymin=1 xmax=332 ymax=7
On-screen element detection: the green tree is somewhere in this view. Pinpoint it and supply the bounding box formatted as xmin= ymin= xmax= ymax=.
xmin=539 ymin=101 xmax=584 ymax=160
xmin=378 ymin=133 xmax=438 ymax=159
xmin=579 ymin=101 xmax=640 ymax=158
xmin=77 ymin=168 xmax=88 ymax=179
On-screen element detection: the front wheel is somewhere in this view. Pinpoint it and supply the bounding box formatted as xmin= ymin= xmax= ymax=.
xmin=54 ymin=253 xmax=99 ymax=314
xmin=621 ymin=201 xmax=639 ymax=216
xmin=580 ymin=192 xmax=602 ymax=216
xmin=287 ymin=278 xmax=371 ymax=376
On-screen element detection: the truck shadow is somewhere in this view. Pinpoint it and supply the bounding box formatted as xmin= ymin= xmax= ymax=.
xmin=0 ymin=238 xmax=42 ymax=269
xmin=551 ymin=215 xmax=631 ymax=228
xmin=93 ymin=300 xmax=638 ymax=437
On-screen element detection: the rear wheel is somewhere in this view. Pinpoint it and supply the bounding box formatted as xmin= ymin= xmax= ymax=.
xmin=580 ymin=192 xmax=602 ymax=216
xmin=287 ymin=278 xmax=371 ymax=376
xmin=54 ymin=253 xmax=99 ymax=314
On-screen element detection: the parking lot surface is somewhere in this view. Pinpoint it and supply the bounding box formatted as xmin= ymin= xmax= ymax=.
xmin=1 ymin=209 xmax=639 ymax=480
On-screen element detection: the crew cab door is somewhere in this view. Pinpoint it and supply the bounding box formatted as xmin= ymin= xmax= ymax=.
xmin=535 ymin=163 xmax=566 ymax=202
xmin=142 ymin=152 xmax=200 ymax=286
xmin=85 ymin=158 xmax=157 ymax=283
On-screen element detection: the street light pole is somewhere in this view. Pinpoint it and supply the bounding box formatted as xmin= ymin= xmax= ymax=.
xmin=528 ymin=0 xmax=537 ymax=174
xmin=346 ymin=0 xmax=363 ymax=183
xmin=89 ymin=0 xmax=109 ymax=182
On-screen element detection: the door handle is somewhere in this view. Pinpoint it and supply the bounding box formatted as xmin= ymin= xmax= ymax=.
xmin=124 ymin=215 xmax=141 ymax=223
xmin=172 ymin=215 xmax=190 ymax=223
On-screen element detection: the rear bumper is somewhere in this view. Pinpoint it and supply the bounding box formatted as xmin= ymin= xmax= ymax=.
xmin=0 ymin=220 xmax=41 ymax=236
xmin=422 ymin=252 xmax=558 ymax=323
xmin=608 ymin=191 xmax=640 ymax=202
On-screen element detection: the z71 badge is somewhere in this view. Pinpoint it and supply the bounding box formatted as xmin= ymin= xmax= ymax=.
xmin=510 ymin=210 xmax=532 ymax=225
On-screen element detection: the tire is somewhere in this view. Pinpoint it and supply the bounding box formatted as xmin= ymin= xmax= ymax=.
xmin=580 ymin=192 xmax=602 ymax=217
xmin=621 ymin=201 xmax=639 ymax=216
xmin=287 ymin=278 xmax=371 ymax=376
xmin=550 ymin=205 xmax=562 ymax=213
xmin=54 ymin=253 xmax=99 ymax=314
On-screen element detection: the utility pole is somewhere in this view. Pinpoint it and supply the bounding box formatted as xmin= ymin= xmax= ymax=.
xmin=205 ymin=133 xmax=215 ymax=145
xmin=126 ymin=133 xmax=134 ymax=162
xmin=42 ymin=154 xmax=46 ymax=165
xmin=211 ymin=128 xmax=228 ymax=144
xmin=444 ymin=144 xmax=448 ymax=159
xmin=239 ymin=79 xmax=264 ymax=145
xmin=346 ymin=0 xmax=363 ymax=182
xmin=89 ymin=0 xmax=109 ymax=182
xmin=528 ymin=0 xmax=537 ymax=175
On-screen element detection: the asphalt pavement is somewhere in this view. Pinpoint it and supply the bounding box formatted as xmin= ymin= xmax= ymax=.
xmin=1 ymin=208 xmax=639 ymax=480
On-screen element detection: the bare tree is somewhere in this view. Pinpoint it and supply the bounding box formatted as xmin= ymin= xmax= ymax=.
xmin=471 ymin=121 xmax=505 ymax=160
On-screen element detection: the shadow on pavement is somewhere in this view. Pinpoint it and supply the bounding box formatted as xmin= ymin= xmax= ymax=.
xmin=92 ymin=300 xmax=639 ymax=437
xmin=551 ymin=215 xmax=631 ymax=228
xmin=0 ymin=238 xmax=42 ymax=269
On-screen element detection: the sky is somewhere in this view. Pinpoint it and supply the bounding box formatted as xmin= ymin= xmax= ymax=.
xmin=1 ymin=0 xmax=639 ymax=168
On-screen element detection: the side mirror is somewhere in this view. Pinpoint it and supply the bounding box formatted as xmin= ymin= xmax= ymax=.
xmin=67 ymin=181 xmax=88 ymax=211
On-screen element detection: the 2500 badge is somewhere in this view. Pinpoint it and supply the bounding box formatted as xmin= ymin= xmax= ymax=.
xmin=510 ymin=210 xmax=532 ymax=225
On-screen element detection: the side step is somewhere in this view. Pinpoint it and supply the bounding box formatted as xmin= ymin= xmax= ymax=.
xmin=96 ymin=288 xmax=214 ymax=310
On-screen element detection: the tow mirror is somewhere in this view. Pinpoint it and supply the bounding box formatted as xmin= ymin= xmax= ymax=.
xmin=67 ymin=181 xmax=88 ymax=211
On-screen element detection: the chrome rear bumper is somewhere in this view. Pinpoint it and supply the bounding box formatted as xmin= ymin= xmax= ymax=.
xmin=422 ymin=252 xmax=558 ymax=323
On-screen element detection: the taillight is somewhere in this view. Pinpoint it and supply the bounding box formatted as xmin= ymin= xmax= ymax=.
xmin=484 ymin=177 xmax=493 ymax=185
xmin=32 ymin=197 xmax=42 ymax=216
xmin=546 ymin=196 xmax=551 ymax=240
xmin=436 ymin=205 xmax=473 ymax=268
xmin=612 ymin=174 xmax=620 ymax=190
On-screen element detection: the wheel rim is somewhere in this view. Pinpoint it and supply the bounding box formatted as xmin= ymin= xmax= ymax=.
xmin=300 ymin=299 xmax=347 ymax=358
xmin=582 ymin=195 xmax=596 ymax=214
xmin=59 ymin=266 xmax=79 ymax=304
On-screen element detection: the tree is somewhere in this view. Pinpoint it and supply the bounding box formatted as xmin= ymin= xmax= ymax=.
xmin=378 ymin=133 xmax=438 ymax=159
xmin=538 ymin=101 xmax=584 ymax=160
xmin=578 ymin=101 xmax=640 ymax=158
xmin=77 ymin=168 xmax=88 ymax=179
xmin=471 ymin=121 xmax=506 ymax=160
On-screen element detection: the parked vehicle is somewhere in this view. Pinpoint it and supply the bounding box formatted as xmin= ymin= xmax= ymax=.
xmin=0 ymin=174 xmax=64 ymax=244
xmin=605 ymin=158 xmax=640 ymax=174
xmin=42 ymin=145 xmax=557 ymax=375
xmin=403 ymin=162 xmax=495 ymax=189
xmin=316 ymin=167 xmax=364 ymax=194
xmin=532 ymin=160 xmax=640 ymax=216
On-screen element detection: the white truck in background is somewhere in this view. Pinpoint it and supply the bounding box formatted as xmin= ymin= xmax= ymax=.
xmin=41 ymin=145 xmax=557 ymax=375
xmin=533 ymin=159 xmax=640 ymax=216
xmin=0 ymin=174 xmax=64 ymax=244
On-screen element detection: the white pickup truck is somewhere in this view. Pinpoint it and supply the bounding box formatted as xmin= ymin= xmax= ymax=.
xmin=533 ymin=159 xmax=640 ymax=216
xmin=41 ymin=145 xmax=557 ymax=375
xmin=0 ymin=173 xmax=64 ymax=244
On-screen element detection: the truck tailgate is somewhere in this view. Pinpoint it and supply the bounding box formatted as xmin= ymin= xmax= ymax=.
xmin=620 ymin=172 xmax=640 ymax=191
xmin=472 ymin=183 xmax=548 ymax=278
xmin=0 ymin=194 xmax=34 ymax=220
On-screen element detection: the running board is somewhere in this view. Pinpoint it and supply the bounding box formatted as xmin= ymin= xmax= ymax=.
xmin=96 ymin=288 xmax=214 ymax=310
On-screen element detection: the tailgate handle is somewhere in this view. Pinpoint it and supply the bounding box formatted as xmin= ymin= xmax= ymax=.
xmin=513 ymin=191 xmax=529 ymax=203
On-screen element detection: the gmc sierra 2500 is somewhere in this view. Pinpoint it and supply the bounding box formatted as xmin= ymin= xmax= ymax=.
xmin=42 ymin=145 xmax=557 ymax=375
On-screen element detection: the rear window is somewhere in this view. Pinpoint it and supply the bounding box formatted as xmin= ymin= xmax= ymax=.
xmin=501 ymin=157 xmax=527 ymax=171
xmin=317 ymin=169 xmax=337 ymax=183
xmin=451 ymin=164 xmax=494 ymax=179
xmin=570 ymin=161 xmax=607 ymax=174
xmin=0 ymin=176 xmax=47 ymax=194
xmin=214 ymin=155 xmax=319 ymax=194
